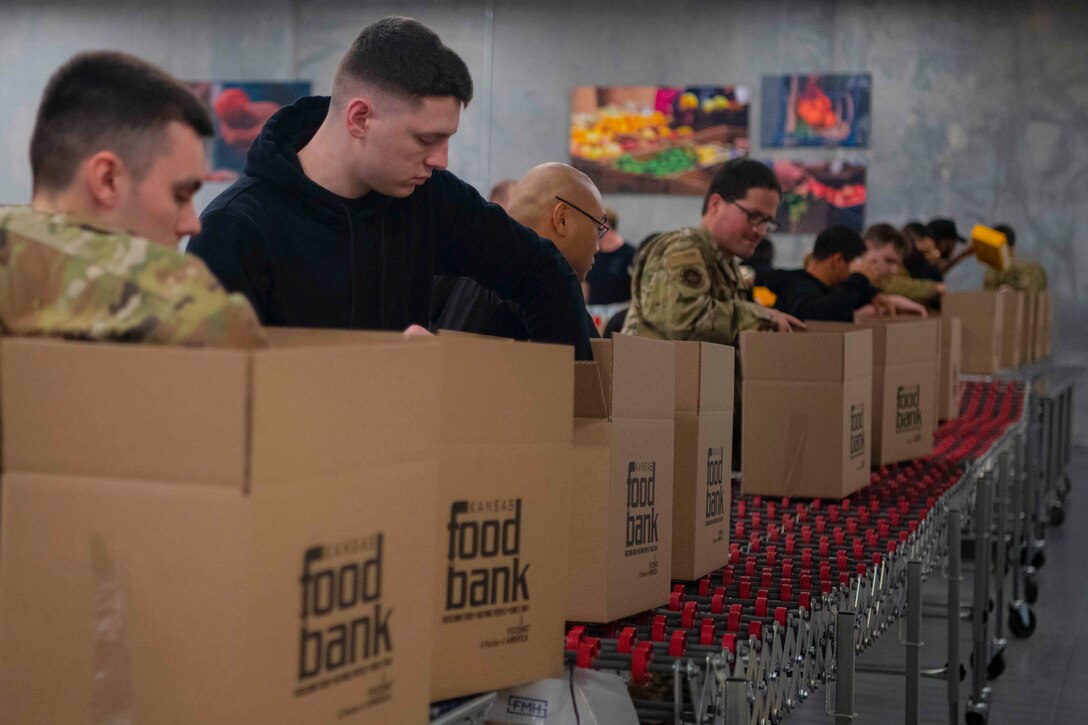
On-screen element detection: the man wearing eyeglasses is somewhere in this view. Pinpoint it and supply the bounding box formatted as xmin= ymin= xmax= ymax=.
xmin=622 ymin=158 xmax=803 ymax=341
xmin=431 ymin=163 xmax=606 ymax=340
xmin=188 ymin=17 xmax=592 ymax=359
xmin=622 ymin=158 xmax=803 ymax=464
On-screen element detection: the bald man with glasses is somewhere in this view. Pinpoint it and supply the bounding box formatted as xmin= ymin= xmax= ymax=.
xmin=431 ymin=162 xmax=606 ymax=339
xmin=621 ymin=158 xmax=804 ymax=465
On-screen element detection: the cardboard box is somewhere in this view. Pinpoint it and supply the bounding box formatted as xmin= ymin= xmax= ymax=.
xmin=943 ymin=292 xmax=1005 ymax=375
xmin=671 ymin=341 xmax=733 ymax=582
xmin=1036 ymin=291 xmax=1052 ymax=359
xmin=0 ymin=331 xmax=440 ymax=725
xmin=1020 ymin=293 xmax=1037 ymax=363
xmin=808 ymin=321 xmax=938 ymax=466
xmin=430 ymin=335 xmax=573 ymax=701
xmin=939 ymin=317 xmax=964 ymax=421
xmin=568 ymin=336 xmax=675 ymax=623
xmin=999 ymin=290 xmax=1025 ymax=368
xmin=740 ymin=329 xmax=873 ymax=499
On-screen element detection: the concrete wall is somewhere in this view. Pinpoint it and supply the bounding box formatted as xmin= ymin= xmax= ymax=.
xmin=2 ymin=0 xmax=1085 ymax=439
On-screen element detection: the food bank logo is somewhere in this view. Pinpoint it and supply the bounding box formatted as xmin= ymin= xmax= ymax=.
xmin=705 ymin=447 xmax=725 ymax=525
xmin=297 ymin=534 xmax=391 ymax=695
xmin=850 ymin=404 xmax=866 ymax=459
xmin=445 ymin=499 xmax=529 ymax=612
xmin=626 ymin=461 xmax=659 ymax=551
xmin=896 ymin=385 xmax=923 ymax=433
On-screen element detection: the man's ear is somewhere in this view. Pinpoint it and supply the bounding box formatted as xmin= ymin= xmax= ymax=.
xmin=550 ymin=202 xmax=570 ymax=240
xmin=705 ymin=193 xmax=723 ymax=216
xmin=344 ymin=97 xmax=374 ymax=139
xmin=83 ymin=151 xmax=127 ymax=210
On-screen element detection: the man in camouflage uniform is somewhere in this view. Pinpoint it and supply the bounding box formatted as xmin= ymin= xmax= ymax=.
xmin=622 ymin=159 xmax=803 ymax=464
xmin=983 ymin=224 xmax=1048 ymax=293
xmin=0 ymin=51 xmax=265 ymax=348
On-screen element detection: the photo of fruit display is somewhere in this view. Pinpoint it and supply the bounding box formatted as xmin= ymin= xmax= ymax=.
xmin=187 ymin=81 xmax=311 ymax=181
xmin=570 ymin=85 xmax=750 ymax=195
xmin=761 ymin=74 xmax=871 ymax=148
xmin=764 ymin=159 xmax=867 ymax=233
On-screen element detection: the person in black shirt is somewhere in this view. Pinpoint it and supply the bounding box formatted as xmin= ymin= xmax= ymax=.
xmin=902 ymin=221 xmax=945 ymax=282
xmin=432 ymin=162 xmax=606 ymax=340
xmin=585 ymin=208 xmax=635 ymax=305
xmin=187 ymin=17 xmax=591 ymax=358
xmin=742 ymin=237 xmax=776 ymax=286
xmin=770 ymin=225 xmax=924 ymax=322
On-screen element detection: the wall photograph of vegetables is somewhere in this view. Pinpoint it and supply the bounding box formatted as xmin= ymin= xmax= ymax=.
xmin=570 ymin=85 xmax=749 ymax=195
xmin=764 ymin=158 xmax=867 ymax=233
xmin=761 ymin=74 xmax=871 ymax=148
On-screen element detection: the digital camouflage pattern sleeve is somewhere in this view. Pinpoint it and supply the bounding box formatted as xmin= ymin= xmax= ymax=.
xmin=620 ymin=225 xmax=776 ymax=345
xmin=0 ymin=206 xmax=266 ymax=347
xmin=984 ymin=258 xmax=1049 ymax=293
xmin=881 ymin=266 xmax=942 ymax=304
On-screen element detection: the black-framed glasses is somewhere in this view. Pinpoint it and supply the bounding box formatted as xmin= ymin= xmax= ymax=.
xmin=556 ymin=196 xmax=610 ymax=240
xmin=729 ymin=199 xmax=780 ymax=233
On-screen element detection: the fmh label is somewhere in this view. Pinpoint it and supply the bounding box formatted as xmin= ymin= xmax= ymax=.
xmin=297 ymin=533 xmax=391 ymax=696
xmin=445 ymin=498 xmax=529 ymax=612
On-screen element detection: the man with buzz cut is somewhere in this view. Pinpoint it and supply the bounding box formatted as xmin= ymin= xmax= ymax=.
xmin=0 ymin=51 xmax=265 ymax=347
xmin=189 ymin=16 xmax=592 ymax=359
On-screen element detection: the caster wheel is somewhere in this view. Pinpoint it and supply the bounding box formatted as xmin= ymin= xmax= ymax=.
xmin=966 ymin=712 xmax=988 ymax=725
xmin=1025 ymin=574 xmax=1040 ymax=604
xmin=1008 ymin=604 xmax=1037 ymax=638
xmin=1049 ymin=504 xmax=1065 ymax=527
xmin=987 ymin=650 xmax=1006 ymax=679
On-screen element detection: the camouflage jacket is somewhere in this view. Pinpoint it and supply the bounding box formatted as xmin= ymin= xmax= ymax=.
xmin=621 ymin=225 xmax=777 ymax=344
xmin=984 ymin=258 xmax=1048 ymax=293
xmin=881 ymin=267 xmax=942 ymax=305
xmin=0 ymin=206 xmax=266 ymax=347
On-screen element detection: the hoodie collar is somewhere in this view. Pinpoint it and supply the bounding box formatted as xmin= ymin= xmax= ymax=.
xmin=244 ymin=95 xmax=389 ymax=216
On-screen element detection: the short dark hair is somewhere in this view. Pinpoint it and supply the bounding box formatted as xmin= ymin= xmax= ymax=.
xmin=812 ymin=225 xmax=866 ymax=262
xmin=334 ymin=17 xmax=473 ymax=107
xmin=902 ymin=221 xmax=930 ymax=245
xmin=702 ymin=159 xmax=782 ymax=214
xmin=993 ymin=223 xmax=1016 ymax=247
xmin=864 ymin=223 xmax=909 ymax=259
xmin=30 ymin=51 xmax=213 ymax=194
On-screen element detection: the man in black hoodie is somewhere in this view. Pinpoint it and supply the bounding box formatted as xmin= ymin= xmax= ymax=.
xmin=769 ymin=225 xmax=923 ymax=321
xmin=187 ymin=17 xmax=592 ymax=358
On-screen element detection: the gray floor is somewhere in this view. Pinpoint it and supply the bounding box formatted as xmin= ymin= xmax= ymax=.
xmin=787 ymin=446 xmax=1088 ymax=725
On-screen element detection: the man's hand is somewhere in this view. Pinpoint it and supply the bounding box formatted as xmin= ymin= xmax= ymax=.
xmin=870 ymin=293 xmax=898 ymax=317
xmin=767 ymin=308 xmax=806 ymax=332
xmin=888 ymin=294 xmax=928 ymax=317
xmin=868 ymin=293 xmax=929 ymax=318
xmin=935 ymin=282 xmax=947 ymax=295
xmin=402 ymin=324 xmax=434 ymax=338
xmin=854 ymin=304 xmax=878 ymax=321
xmin=848 ymin=255 xmax=883 ymax=283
